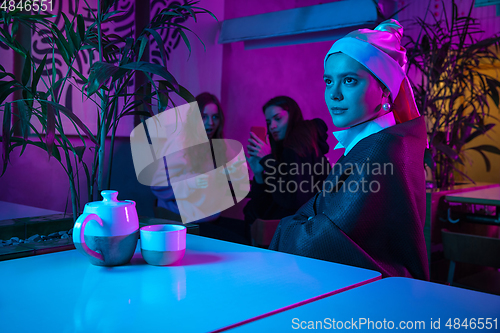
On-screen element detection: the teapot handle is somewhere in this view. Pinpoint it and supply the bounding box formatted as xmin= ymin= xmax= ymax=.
xmin=73 ymin=213 xmax=104 ymax=262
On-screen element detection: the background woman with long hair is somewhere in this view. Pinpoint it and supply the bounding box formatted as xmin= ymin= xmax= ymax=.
xmin=151 ymin=92 xmax=225 ymax=222
xmin=244 ymin=96 xmax=331 ymax=224
xmin=151 ymin=92 xmax=249 ymax=244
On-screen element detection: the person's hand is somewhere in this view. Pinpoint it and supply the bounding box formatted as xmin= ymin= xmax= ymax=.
xmin=247 ymin=155 xmax=263 ymax=175
xmin=222 ymin=159 xmax=246 ymax=176
xmin=247 ymin=132 xmax=271 ymax=159
xmin=194 ymin=174 xmax=209 ymax=189
xmin=247 ymin=155 xmax=264 ymax=184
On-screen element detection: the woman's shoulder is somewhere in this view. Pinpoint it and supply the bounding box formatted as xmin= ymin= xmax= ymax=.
xmin=296 ymin=118 xmax=328 ymax=133
xmin=356 ymin=117 xmax=426 ymax=147
xmin=346 ymin=119 xmax=427 ymax=166
xmin=310 ymin=118 xmax=328 ymax=130
xmin=283 ymin=118 xmax=330 ymax=158
xmin=367 ymin=116 xmax=427 ymax=153
xmin=382 ymin=116 xmax=426 ymax=139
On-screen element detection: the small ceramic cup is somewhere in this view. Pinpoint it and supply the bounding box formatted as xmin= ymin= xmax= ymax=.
xmin=140 ymin=225 xmax=186 ymax=266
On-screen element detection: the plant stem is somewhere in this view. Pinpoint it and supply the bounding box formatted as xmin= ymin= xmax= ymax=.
xmin=61 ymin=139 xmax=78 ymax=222
xmin=105 ymin=85 xmax=118 ymax=190
xmin=97 ymin=0 xmax=107 ymax=197
xmin=69 ymin=176 xmax=78 ymax=222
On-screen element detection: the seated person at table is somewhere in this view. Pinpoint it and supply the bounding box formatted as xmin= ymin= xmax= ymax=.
xmin=244 ymin=96 xmax=330 ymax=224
xmin=151 ymin=92 xmax=249 ymax=244
xmin=269 ymin=20 xmax=429 ymax=280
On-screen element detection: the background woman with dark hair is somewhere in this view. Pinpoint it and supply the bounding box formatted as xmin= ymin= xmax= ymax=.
xmin=182 ymin=92 xmax=226 ymax=178
xmin=244 ymin=96 xmax=330 ymax=225
xmin=151 ymin=92 xmax=249 ymax=244
xmin=195 ymin=92 xmax=225 ymax=140
xmin=152 ymin=92 xmax=225 ymax=222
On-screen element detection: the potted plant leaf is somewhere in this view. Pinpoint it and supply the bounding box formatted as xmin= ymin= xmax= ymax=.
xmin=403 ymin=0 xmax=500 ymax=281
xmin=0 ymin=0 xmax=215 ymax=221
xmin=405 ymin=0 xmax=500 ymax=189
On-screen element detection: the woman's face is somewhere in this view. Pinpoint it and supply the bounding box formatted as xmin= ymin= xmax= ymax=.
xmin=202 ymin=103 xmax=220 ymax=139
xmin=324 ymin=52 xmax=388 ymax=128
xmin=264 ymin=105 xmax=289 ymax=141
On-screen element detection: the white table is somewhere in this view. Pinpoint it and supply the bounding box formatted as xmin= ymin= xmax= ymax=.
xmin=445 ymin=187 xmax=500 ymax=206
xmin=229 ymin=277 xmax=500 ymax=332
xmin=0 ymin=201 xmax=62 ymax=220
xmin=444 ymin=186 xmax=500 ymax=224
xmin=0 ymin=234 xmax=380 ymax=333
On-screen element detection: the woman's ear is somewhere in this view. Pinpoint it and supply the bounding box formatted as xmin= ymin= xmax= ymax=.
xmin=382 ymin=87 xmax=391 ymax=98
xmin=382 ymin=88 xmax=392 ymax=104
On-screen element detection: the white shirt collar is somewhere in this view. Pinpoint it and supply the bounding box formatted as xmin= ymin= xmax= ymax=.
xmin=332 ymin=112 xmax=396 ymax=156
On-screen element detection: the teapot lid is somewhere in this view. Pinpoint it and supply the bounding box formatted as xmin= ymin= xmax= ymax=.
xmin=86 ymin=190 xmax=133 ymax=208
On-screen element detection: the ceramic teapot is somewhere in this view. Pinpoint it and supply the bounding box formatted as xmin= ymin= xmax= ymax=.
xmin=73 ymin=190 xmax=139 ymax=266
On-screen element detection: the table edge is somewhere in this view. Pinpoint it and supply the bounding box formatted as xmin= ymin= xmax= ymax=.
xmin=210 ymin=274 xmax=382 ymax=333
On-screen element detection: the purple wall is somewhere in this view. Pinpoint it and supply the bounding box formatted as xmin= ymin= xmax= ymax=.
xmin=0 ymin=137 xmax=156 ymax=216
xmin=0 ymin=142 xmax=72 ymax=211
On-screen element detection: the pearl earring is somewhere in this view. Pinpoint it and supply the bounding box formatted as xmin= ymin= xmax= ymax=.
xmin=382 ymin=103 xmax=391 ymax=111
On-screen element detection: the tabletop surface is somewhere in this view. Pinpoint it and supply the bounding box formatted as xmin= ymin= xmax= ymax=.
xmin=445 ymin=187 xmax=500 ymax=206
xmin=0 ymin=234 xmax=380 ymax=333
xmin=230 ymin=277 xmax=500 ymax=332
xmin=0 ymin=201 xmax=62 ymax=220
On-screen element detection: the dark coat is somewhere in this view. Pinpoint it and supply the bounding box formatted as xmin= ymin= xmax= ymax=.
xmin=244 ymin=118 xmax=331 ymax=223
xmin=269 ymin=116 xmax=429 ymax=280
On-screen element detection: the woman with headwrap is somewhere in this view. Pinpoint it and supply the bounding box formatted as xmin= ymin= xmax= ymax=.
xmin=269 ymin=20 xmax=429 ymax=280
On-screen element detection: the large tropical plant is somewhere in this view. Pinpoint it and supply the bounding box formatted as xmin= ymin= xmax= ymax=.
xmin=0 ymin=0 xmax=215 ymax=220
xmin=405 ymin=0 xmax=500 ymax=188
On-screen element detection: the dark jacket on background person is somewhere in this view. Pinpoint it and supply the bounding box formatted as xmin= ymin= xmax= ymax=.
xmin=269 ymin=116 xmax=429 ymax=280
xmin=244 ymin=118 xmax=331 ymax=223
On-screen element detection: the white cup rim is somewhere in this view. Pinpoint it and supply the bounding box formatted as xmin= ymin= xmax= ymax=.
xmin=140 ymin=224 xmax=186 ymax=233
